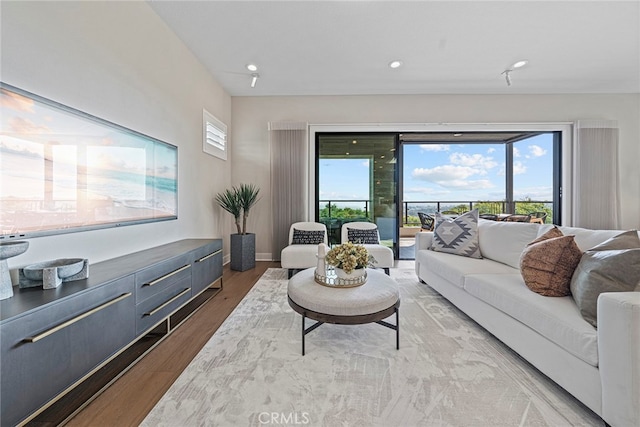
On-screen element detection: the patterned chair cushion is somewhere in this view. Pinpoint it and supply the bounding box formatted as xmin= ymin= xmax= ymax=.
xmin=347 ymin=227 xmax=379 ymax=244
xmin=431 ymin=209 xmax=482 ymax=259
xmin=291 ymin=229 xmax=325 ymax=245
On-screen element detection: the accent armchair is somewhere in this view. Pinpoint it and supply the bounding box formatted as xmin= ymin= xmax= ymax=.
xmin=281 ymin=222 xmax=328 ymax=279
xmin=340 ymin=221 xmax=394 ymax=275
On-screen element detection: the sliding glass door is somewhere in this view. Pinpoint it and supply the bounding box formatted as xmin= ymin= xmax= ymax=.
xmin=316 ymin=133 xmax=398 ymax=254
xmin=401 ymin=131 xmax=561 ymax=228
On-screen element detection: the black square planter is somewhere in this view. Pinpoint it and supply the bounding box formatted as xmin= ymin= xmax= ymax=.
xmin=230 ymin=233 xmax=255 ymax=271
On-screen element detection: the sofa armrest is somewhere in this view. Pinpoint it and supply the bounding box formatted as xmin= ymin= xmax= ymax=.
xmin=598 ymin=292 xmax=640 ymax=427
xmin=414 ymin=232 xmax=433 ymax=276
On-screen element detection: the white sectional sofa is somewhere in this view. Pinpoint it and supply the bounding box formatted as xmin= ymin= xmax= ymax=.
xmin=415 ymin=220 xmax=639 ymax=427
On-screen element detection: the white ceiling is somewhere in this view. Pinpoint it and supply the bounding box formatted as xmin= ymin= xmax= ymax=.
xmin=148 ymin=1 xmax=640 ymax=97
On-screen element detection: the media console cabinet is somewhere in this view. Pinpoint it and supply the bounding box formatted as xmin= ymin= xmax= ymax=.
xmin=0 ymin=238 xmax=223 ymax=426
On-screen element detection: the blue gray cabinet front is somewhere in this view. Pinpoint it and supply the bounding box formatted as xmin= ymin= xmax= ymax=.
xmin=0 ymin=238 xmax=222 ymax=426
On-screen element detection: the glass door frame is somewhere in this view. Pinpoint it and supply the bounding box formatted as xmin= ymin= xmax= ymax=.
xmin=314 ymin=132 xmax=400 ymax=256
xmin=309 ymin=123 xmax=573 ymax=227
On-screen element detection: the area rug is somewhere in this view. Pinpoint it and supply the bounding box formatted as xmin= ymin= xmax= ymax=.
xmin=142 ymin=268 xmax=602 ymax=427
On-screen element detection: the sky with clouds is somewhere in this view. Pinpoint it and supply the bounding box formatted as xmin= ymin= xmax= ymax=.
xmin=404 ymin=134 xmax=554 ymax=202
xmin=319 ymin=133 xmax=554 ymax=205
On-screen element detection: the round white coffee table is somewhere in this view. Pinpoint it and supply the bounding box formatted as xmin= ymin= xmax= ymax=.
xmin=287 ymin=268 xmax=400 ymax=355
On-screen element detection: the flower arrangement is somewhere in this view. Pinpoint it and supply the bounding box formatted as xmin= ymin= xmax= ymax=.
xmin=325 ymin=242 xmax=376 ymax=273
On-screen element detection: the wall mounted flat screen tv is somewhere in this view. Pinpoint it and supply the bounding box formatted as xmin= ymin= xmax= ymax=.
xmin=0 ymin=83 xmax=178 ymax=240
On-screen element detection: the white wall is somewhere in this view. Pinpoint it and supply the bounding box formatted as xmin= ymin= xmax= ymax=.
xmin=232 ymin=94 xmax=640 ymax=259
xmin=1 ymin=1 xmax=233 ymax=268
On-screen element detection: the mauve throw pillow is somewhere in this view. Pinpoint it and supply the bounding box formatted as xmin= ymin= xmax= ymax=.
xmin=570 ymin=230 xmax=640 ymax=327
xmin=520 ymin=228 xmax=583 ymax=297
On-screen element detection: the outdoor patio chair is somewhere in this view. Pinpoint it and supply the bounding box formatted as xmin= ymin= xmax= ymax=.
xmin=418 ymin=212 xmax=435 ymax=231
xmin=479 ymin=213 xmax=499 ymax=221
xmin=281 ymin=221 xmax=328 ymax=279
xmin=504 ymin=214 xmax=532 ymax=222
xmin=341 ymin=221 xmax=394 ymax=275
xmin=531 ymin=212 xmax=547 ymax=224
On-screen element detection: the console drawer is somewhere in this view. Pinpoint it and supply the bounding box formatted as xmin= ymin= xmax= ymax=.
xmin=192 ymin=244 xmax=223 ymax=295
xmin=0 ymin=277 xmax=135 ymax=426
xmin=135 ymin=276 xmax=192 ymax=335
xmin=135 ymin=253 xmax=192 ymax=304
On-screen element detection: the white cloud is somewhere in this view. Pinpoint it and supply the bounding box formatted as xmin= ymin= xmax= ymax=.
xmin=513 ymin=147 xmax=521 ymax=158
xmin=513 ymin=161 xmax=527 ymax=175
xmin=419 ymin=144 xmax=450 ymax=152
xmin=412 ymin=165 xmax=478 ymax=181
xmin=528 ymin=145 xmax=547 ymax=157
xmin=487 ymin=147 xmax=496 ymax=153
xmin=412 ymin=166 xmax=494 ymax=190
xmin=361 ymin=160 xmax=369 ymax=167
xmin=449 ymin=152 xmax=498 ymax=171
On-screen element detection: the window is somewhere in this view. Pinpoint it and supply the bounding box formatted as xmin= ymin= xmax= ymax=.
xmin=203 ymin=109 xmax=227 ymax=160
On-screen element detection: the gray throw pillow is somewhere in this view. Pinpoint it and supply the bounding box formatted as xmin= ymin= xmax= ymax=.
xmin=291 ymin=229 xmax=325 ymax=245
xmin=570 ymin=230 xmax=640 ymax=327
xmin=347 ymin=227 xmax=379 ymax=244
xmin=431 ymin=209 xmax=482 ymax=259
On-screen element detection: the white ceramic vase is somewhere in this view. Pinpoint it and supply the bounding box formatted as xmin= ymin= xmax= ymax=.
xmin=334 ymin=267 xmax=366 ymax=280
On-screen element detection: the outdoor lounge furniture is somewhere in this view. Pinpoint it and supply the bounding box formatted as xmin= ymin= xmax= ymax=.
xmin=418 ymin=212 xmax=435 ymax=231
xmin=281 ymin=222 xmax=328 ymax=279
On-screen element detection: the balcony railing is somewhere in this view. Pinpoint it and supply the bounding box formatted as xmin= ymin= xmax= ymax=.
xmin=402 ymin=200 xmax=553 ymax=226
xmin=318 ymin=199 xmax=553 ymax=226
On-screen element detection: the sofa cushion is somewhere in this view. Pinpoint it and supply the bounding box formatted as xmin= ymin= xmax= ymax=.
xmin=291 ymin=228 xmax=325 ymax=245
xmin=417 ymin=249 xmax=516 ymax=289
xmin=538 ymin=224 xmax=623 ymax=252
xmin=432 ymin=209 xmax=481 ymax=259
xmin=464 ymin=273 xmax=599 ymax=367
xmin=571 ymin=230 xmax=640 ymax=327
xmin=347 ymin=227 xmax=379 ymax=244
xmin=478 ymin=220 xmax=539 ymax=268
xmin=519 ymin=227 xmax=583 ymax=297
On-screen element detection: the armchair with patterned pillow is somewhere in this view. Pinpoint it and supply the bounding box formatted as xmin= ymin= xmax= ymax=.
xmin=340 ymin=221 xmax=394 ymax=275
xmin=281 ymin=222 xmax=328 ymax=278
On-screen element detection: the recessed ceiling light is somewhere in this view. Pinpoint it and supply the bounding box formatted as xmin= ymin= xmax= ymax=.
xmin=453 ymin=133 xmax=463 ymax=137
xmin=352 ymin=140 xmax=357 ymax=144
xmin=246 ymin=64 xmax=258 ymax=72
xmin=512 ymin=60 xmax=528 ymax=69
xmin=389 ymin=60 xmax=403 ymax=69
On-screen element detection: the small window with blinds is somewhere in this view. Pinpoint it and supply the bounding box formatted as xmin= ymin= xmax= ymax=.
xmin=203 ymin=109 xmax=227 ymax=160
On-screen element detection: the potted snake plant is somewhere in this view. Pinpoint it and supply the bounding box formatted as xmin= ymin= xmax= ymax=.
xmin=215 ymin=183 xmax=260 ymax=271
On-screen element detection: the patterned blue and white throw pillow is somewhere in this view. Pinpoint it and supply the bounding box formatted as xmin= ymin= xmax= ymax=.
xmin=347 ymin=227 xmax=380 ymax=244
xmin=291 ymin=229 xmax=325 ymax=245
xmin=431 ymin=209 xmax=482 ymax=259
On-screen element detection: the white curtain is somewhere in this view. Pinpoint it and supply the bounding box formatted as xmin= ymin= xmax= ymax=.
xmin=269 ymin=122 xmax=308 ymax=260
xmin=573 ymin=120 xmax=620 ymax=229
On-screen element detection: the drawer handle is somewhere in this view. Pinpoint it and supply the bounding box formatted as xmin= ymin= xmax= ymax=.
xmin=23 ymin=292 xmax=133 ymax=343
xmin=196 ymin=249 xmax=222 ymax=263
xmin=143 ymin=288 xmax=190 ymax=317
xmin=145 ymin=264 xmax=191 ymax=287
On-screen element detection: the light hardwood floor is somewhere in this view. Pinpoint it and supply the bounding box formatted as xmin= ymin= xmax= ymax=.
xmin=65 ymin=261 xmax=280 ymax=427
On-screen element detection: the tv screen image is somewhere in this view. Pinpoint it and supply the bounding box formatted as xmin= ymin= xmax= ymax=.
xmin=0 ymin=83 xmax=178 ymax=240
